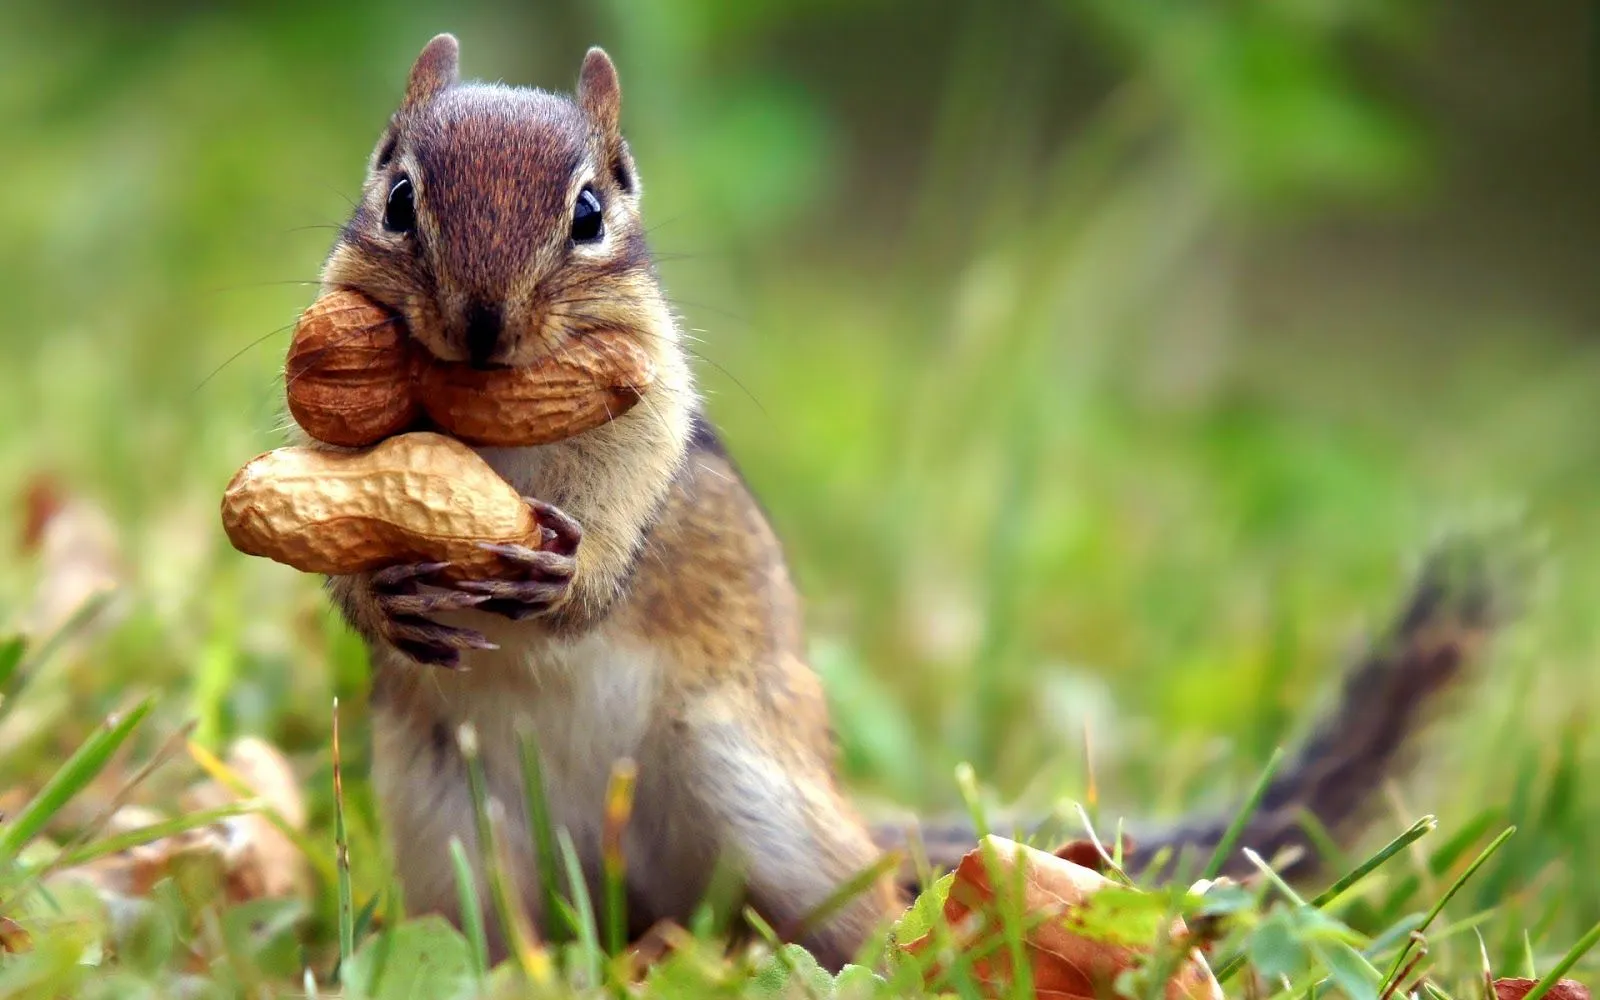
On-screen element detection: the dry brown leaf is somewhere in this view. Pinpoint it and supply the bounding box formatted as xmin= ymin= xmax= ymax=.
xmin=903 ymin=835 xmax=1221 ymax=1000
xmin=1053 ymin=836 xmax=1136 ymax=874
xmin=625 ymin=920 xmax=695 ymax=982
xmin=1495 ymin=978 xmax=1591 ymax=1000
xmin=0 ymin=915 xmax=32 ymax=954
xmin=64 ymin=819 xmax=230 ymax=899
xmin=58 ymin=738 xmax=306 ymax=908
xmin=0 ymin=786 xmax=30 ymax=822
xmin=16 ymin=473 xmax=125 ymax=646
xmin=183 ymin=736 xmax=307 ymax=901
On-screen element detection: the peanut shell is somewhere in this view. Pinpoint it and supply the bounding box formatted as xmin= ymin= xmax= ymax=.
xmin=284 ymin=289 xmax=657 ymax=448
xmin=220 ymin=432 xmax=539 ymax=579
xmin=285 ymin=292 xmax=420 ymax=447
xmin=417 ymin=335 xmax=656 ymax=446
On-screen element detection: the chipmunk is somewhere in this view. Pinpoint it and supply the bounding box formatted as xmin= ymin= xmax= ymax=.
xmin=314 ymin=35 xmax=1516 ymax=970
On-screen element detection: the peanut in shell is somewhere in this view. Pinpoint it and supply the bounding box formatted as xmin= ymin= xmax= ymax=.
xmin=284 ymin=289 xmax=656 ymax=448
xmin=220 ymin=432 xmax=541 ymax=579
xmin=416 ymin=335 xmax=655 ymax=447
xmin=284 ymin=293 xmax=419 ymax=448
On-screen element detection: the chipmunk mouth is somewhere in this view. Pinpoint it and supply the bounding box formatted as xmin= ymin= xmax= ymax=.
xmin=448 ymin=299 xmax=590 ymax=371
xmin=463 ymin=301 xmax=503 ymax=369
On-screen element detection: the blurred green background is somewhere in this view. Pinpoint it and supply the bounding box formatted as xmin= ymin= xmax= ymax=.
xmin=2 ymin=0 xmax=1598 ymax=976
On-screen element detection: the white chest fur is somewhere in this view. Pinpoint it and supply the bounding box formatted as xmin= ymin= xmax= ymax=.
xmin=372 ymin=625 xmax=710 ymax=926
xmin=463 ymin=627 xmax=661 ymax=842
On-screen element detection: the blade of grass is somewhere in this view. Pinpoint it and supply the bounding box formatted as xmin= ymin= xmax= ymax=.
xmin=1515 ymin=918 xmax=1600 ymax=1000
xmin=0 ymin=593 xmax=112 ymax=731
xmin=1201 ymin=747 xmax=1285 ymax=881
xmin=1297 ymin=807 xmax=1352 ymax=878
xmin=784 ymin=849 xmax=903 ymax=947
xmin=1380 ymin=935 xmax=1427 ymax=1000
xmin=1430 ymin=906 xmax=1501 ymax=947
xmin=1430 ymin=810 xmax=1503 ymax=876
xmin=352 ymin=891 xmax=383 ymax=946
xmin=904 ymin=823 xmax=936 ymax=898
xmin=1070 ymin=801 xmax=1133 ymax=885
xmin=957 ymin=763 xmax=1032 ymax=1000
xmin=0 ymin=636 xmax=25 ymax=700
xmin=1311 ymin=816 xmax=1437 ymax=909
xmin=0 ymin=799 xmax=262 ymax=910
xmin=1381 ymin=810 xmax=1500 ymax=915
xmin=1479 ymin=930 xmax=1496 ymax=1000
xmin=64 ymin=719 xmax=199 ymax=855
xmin=190 ymin=629 xmax=239 ymax=752
xmin=1363 ymin=913 xmax=1426 ymax=959
xmin=460 ymin=723 xmax=548 ymax=986
xmin=953 ymin=764 xmax=990 ymax=841
xmin=355 ymin=891 xmax=394 ymax=994
xmin=601 ymin=757 xmax=636 ymax=957
xmin=1213 ymin=951 xmax=1247 ymax=983
xmin=51 ymin=802 xmax=256 ymax=870
xmin=332 ymin=698 xmax=354 ymax=974
xmin=449 ymin=836 xmax=489 ymax=986
xmin=743 ymin=907 xmax=825 ymax=1000
xmin=1380 ymin=826 xmax=1516 ymax=995
xmin=0 ymin=694 xmax=154 ymax=868
xmin=491 ymin=801 xmax=549 ymax=982
xmin=556 ymin=827 xmax=602 ymax=989
xmin=1244 ymin=847 xmax=1385 ymax=998
xmin=516 ymin=729 xmax=567 ymax=943
xmin=1139 ymin=886 xmax=1197 ymax=1000
xmin=1216 ymin=816 xmax=1433 ymax=985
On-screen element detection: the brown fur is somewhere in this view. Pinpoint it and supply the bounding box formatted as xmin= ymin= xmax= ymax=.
xmin=310 ymin=37 xmax=1519 ymax=971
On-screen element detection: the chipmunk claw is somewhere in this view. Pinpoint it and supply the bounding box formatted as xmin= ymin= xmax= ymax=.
xmin=437 ymin=497 xmax=583 ymax=621
xmin=523 ymin=496 xmax=582 ymax=556
xmin=387 ymin=618 xmax=499 ymax=669
xmin=456 ymin=574 xmax=572 ymax=620
xmin=469 ymin=539 xmax=577 ymax=620
xmin=371 ymin=560 xmax=446 ymax=585
xmin=372 ymin=560 xmax=498 ymax=669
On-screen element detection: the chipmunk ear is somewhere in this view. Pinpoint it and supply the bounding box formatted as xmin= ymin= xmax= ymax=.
xmin=404 ymin=34 xmax=459 ymax=110
xmin=577 ymin=47 xmax=622 ymax=138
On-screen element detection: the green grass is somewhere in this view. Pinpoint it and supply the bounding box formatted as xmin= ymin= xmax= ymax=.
xmin=3 ymin=3 xmax=1599 ymax=997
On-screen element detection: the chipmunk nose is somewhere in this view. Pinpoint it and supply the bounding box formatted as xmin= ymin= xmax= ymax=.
xmin=464 ymin=302 xmax=502 ymax=369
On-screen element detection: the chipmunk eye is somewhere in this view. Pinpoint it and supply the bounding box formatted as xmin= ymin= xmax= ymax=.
xmin=383 ymin=176 xmax=416 ymax=234
xmin=571 ymin=187 xmax=603 ymax=244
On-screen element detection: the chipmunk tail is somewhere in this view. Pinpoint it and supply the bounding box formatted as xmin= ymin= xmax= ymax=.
xmin=878 ymin=521 xmax=1538 ymax=889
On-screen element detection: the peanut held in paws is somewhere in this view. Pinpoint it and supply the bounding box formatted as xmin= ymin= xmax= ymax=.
xmin=220 ymin=432 xmax=548 ymax=579
xmin=285 ymin=289 xmax=656 ymax=448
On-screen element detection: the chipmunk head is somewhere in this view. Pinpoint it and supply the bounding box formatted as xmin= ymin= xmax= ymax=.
xmin=325 ymin=35 xmax=668 ymax=371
